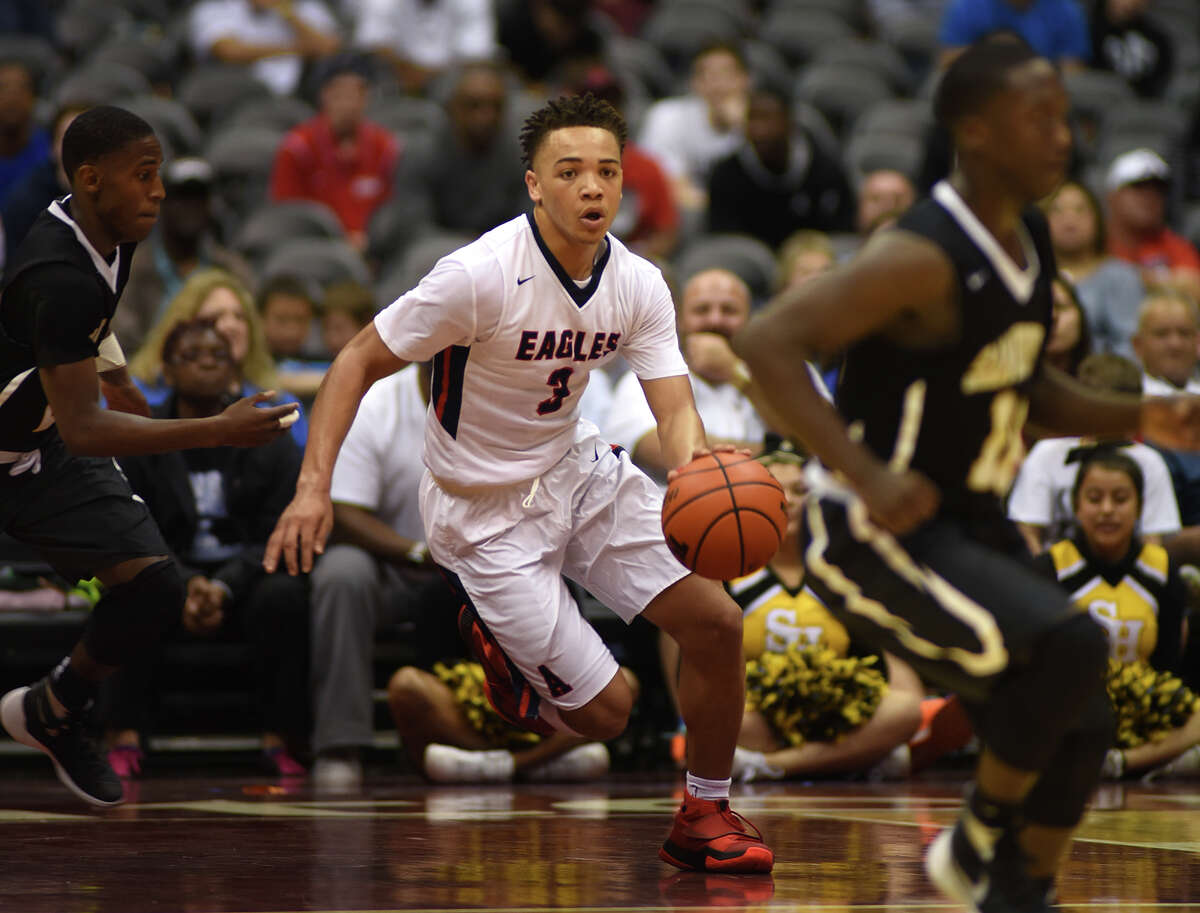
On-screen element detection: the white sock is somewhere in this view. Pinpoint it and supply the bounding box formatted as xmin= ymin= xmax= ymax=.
xmin=686 ymin=771 xmax=731 ymax=800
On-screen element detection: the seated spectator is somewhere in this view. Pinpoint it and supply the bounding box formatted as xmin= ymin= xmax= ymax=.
xmin=776 ymin=230 xmax=836 ymax=291
xmin=1133 ymin=288 xmax=1200 ymax=396
xmin=103 ymin=318 xmax=309 ymax=779
xmin=1043 ymin=273 xmax=1092 ymax=375
xmin=353 ymin=0 xmax=496 ymax=94
xmin=1009 ymin=352 xmax=1180 ymax=554
xmin=2 ymin=103 xmax=87 ymax=263
xmin=638 ymin=43 xmax=749 ymax=212
xmin=938 ymin=0 xmax=1090 ymax=69
xmin=0 ymin=59 xmax=49 ymax=207
xmin=605 ymin=269 xmax=768 ymax=485
xmin=498 ymin=0 xmax=605 ymax=89
xmin=113 ymin=158 xmax=255 ymax=357
xmin=1090 ymin=0 xmax=1172 ymax=98
xmin=856 ymin=169 xmax=917 ymax=237
xmin=1106 ymin=148 xmax=1200 ymax=301
xmin=270 ymin=53 xmax=399 ymax=251
xmin=130 ymin=268 xmax=308 ymax=446
xmin=320 ymin=279 xmax=375 ymax=356
xmin=1035 ymin=448 xmax=1200 ymax=780
xmin=259 ymin=275 xmax=327 ymax=400
xmin=310 ymin=362 xmax=464 ymax=790
xmin=707 ymin=84 xmax=855 ymax=249
xmin=188 ymin=0 xmax=342 ymax=96
xmin=1044 ymin=178 xmax=1145 ymax=359
xmin=395 ymin=60 xmax=527 ymax=239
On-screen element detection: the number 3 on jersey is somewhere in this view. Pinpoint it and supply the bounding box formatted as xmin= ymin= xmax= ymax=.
xmin=537 ymin=366 xmax=574 ymax=415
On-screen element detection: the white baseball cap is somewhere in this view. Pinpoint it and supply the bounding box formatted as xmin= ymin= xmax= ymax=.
xmin=1105 ymin=147 xmax=1170 ymax=192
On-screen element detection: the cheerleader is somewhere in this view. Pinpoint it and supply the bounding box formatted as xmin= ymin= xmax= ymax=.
xmin=1037 ymin=447 xmax=1200 ymax=779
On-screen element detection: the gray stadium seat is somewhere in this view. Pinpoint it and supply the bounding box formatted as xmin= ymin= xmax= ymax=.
xmin=223 ymin=96 xmax=317 ymax=133
xmin=364 ymin=96 xmax=448 ymax=140
xmin=53 ymin=63 xmax=150 ymax=107
xmin=850 ymin=99 xmax=934 ymax=145
xmin=376 ymin=233 xmax=473 ymax=309
xmin=56 ymin=0 xmax=135 ymax=59
xmin=640 ymin=7 xmax=744 ymax=72
xmin=758 ymin=10 xmax=854 ymax=66
xmin=765 ymin=0 xmax=865 ymax=27
xmin=122 ymin=95 xmax=203 ymax=158
xmin=365 ymin=194 xmax=435 ymax=270
xmin=1184 ymin=202 xmax=1200 ymax=251
xmin=178 ymin=65 xmax=273 ymax=129
xmin=1100 ymin=101 xmax=1190 ymax=146
xmin=1063 ymin=69 xmax=1136 ymax=126
xmin=813 ymin=39 xmax=913 ymax=94
xmin=743 ymin=40 xmax=794 ymax=97
xmin=843 ymin=132 xmax=925 ymax=184
xmin=674 ymin=234 xmax=780 ymax=304
xmin=260 ymin=238 xmax=371 ymax=288
xmin=203 ymin=125 xmax=286 ymax=218
xmin=605 ymin=36 xmax=677 ymax=99
xmin=795 ymin=64 xmax=895 ymax=136
xmin=233 ymin=201 xmax=346 ymax=266
xmin=83 ymin=34 xmax=179 ymax=87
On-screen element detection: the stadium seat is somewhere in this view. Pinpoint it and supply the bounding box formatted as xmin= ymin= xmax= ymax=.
xmin=55 ymin=0 xmax=136 ymax=60
xmin=0 ymin=36 xmax=63 ymax=96
xmin=674 ymin=234 xmax=780 ymax=305
xmin=223 ymin=96 xmax=317 ymax=133
xmin=53 ymin=62 xmax=150 ymax=107
xmin=743 ymin=40 xmax=794 ymax=97
xmin=1184 ymin=202 xmax=1200 ymax=251
xmin=260 ymin=238 xmax=372 ymax=288
xmin=640 ymin=6 xmax=744 ymax=72
xmin=793 ymin=100 xmax=842 ymax=164
xmin=796 ymin=64 xmax=895 ymax=136
xmin=850 ymin=99 xmax=934 ymax=145
xmin=203 ymin=125 xmax=287 ymax=219
xmin=83 ymin=34 xmax=179 ymax=87
xmin=1063 ymin=69 xmax=1136 ymax=127
xmin=365 ymin=194 xmax=435 ymax=270
xmin=233 ymin=201 xmax=346 ymax=267
xmin=122 ymin=95 xmax=204 ymax=158
xmin=813 ymin=39 xmax=913 ymax=94
xmin=758 ymin=9 xmax=854 ymax=67
xmin=178 ymin=65 xmax=273 ymax=129
xmin=377 ymin=233 xmax=474 ymax=309
xmin=1099 ymin=101 xmax=1189 ymax=147
xmin=843 ymin=132 xmax=925 ymax=184
xmin=605 ymin=36 xmax=678 ymax=99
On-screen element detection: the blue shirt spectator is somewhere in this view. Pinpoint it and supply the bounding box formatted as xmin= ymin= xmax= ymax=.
xmin=939 ymin=0 xmax=1091 ymax=66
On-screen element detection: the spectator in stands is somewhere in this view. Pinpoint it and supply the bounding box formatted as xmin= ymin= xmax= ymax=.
xmin=708 ymin=85 xmax=855 ymax=250
xmin=639 ymin=43 xmax=750 ymax=212
xmin=320 ymin=279 xmax=375 ymax=357
xmin=130 ymin=268 xmax=308 ymax=446
xmin=1106 ymin=148 xmax=1200 ymax=301
xmin=776 ymin=230 xmax=836 ymax=291
xmin=1044 ymin=178 xmax=1145 ymax=360
xmin=395 ymin=60 xmax=526 ymax=240
xmin=270 ymin=53 xmax=399 ymax=252
xmin=1009 ymin=352 xmax=1179 ymax=554
xmin=856 ymin=168 xmax=917 ymax=237
xmin=353 ymin=0 xmax=496 ymax=95
xmin=0 ymin=59 xmax=48 ymax=207
xmin=113 ymin=158 xmax=255 ymax=357
xmin=498 ymin=0 xmax=605 ymax=89
xmin=1090 ymin=0 xmax=1172 ymax=98
xmin=103 ymin=318 xmax=309 ymax=780
xmin=308 ymin=361 xmax=462 ymax=790
xmin=2 ymin=104 xmax=87 ymax=264
xmin=188 ymin=0 xmax=342 ymax=96
xmin=938 ymin=0 xmax=1090 ymax=68
xmin=564 ymin=64 xmax=679 ymax=261
xmin=259 ymin=275 xmax=329 ymax=401
xmin=1044 ymin=274 xmax=1092 ymax=376
xmin=605 ymin=268 xmax=768 ymax=485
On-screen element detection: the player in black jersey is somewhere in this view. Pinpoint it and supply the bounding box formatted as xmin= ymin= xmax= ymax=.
xmin=734 ymin=41 xmax=1200 ymax=913
xmin=0 ymin=107 xmax=296 ymax=807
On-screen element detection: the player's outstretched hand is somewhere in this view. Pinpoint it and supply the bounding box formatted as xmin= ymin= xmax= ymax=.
xmin=263 ymin=488 xmax=332 ymax=576
xmin=217 ymin=391 xmax=298 ymax=447
xmin=859 ymin=465 xmax=940 ymax=536
xmin=1141 ymin=396 xmax=1200 ymax=450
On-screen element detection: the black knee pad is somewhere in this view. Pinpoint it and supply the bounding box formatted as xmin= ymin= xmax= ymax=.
xmin=82 ymin=559 xmax=185 ymax=666
xmin=1024 ymin=688 xmax=1115 ymax=828
xmin=975 ymin=613 xmax=1110 ymax=772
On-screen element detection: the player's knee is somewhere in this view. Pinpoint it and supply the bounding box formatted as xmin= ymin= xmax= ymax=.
xmin=1037 ymin=612 xmax=1110 ymax=686
xmin=565 ymin=676 xmax=634 ymax=741
xmin=83 ymin=559 xmax=185 ymax=666
xmin=674 ymin=593 xmax=742 ymax=658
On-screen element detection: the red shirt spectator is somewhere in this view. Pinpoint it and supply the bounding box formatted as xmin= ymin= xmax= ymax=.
xmin=617 ymin=143 xmax=679 ymax=259
xmin=269 ymin=54 xmax=399 ymax=246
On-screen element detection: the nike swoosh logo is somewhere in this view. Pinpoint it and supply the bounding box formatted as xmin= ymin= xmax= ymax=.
xmin=592 ymin=444 xmax=600 ymax=461
xmin=517 ymin=275 xmax=535 ymax=286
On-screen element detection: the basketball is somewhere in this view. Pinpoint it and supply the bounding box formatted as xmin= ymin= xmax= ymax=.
xmin=661 ymin=452 xmax=788 ymax=580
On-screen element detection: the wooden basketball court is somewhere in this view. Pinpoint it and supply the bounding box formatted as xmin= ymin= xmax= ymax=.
xmin=2 ymin=767 xmax=1199 ymax=912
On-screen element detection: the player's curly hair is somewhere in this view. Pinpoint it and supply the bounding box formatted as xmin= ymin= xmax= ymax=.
xmin=519 ymin=93 xmax=627 ymax=169
xmin=61 ymin=105 xmax=156 ymax=184
xmin=933 ymin=38 xmax=1040 ymax=132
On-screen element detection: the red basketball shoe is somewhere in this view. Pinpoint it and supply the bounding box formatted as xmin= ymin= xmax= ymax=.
xmin=659 ymin=796 xmax=774 ymax=873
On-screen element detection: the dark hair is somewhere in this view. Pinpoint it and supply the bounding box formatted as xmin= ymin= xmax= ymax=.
xmin=1071 ymin=448 xmax=1144 ymax=512
xmin=933 ymin=40 xmax=1042 ymax=132
xmin=1051 ymin=273 xmax=1092 ymax=376
xmin=321 ymin=280 xmax=376 ymax=324
xmin=519 ymin=93 xmax=627 ymax=169
xmin=160 ymin=317 xmax=229 ymax=365
xmin=258 ymin=274 xmax=317 ymax=313
xmin=1047 ymin=179 xmax=1107 ymax=255
xmin=1076 ymin=352 xmax=1142 ymax=395
xmin=693 ymin=41 xmax=747 ymax=73
xmin=61 ymin=105 xmax=156 ymax=184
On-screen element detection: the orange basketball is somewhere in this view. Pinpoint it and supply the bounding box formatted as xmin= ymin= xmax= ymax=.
xmin=661 ymin=452 xmax=788 ymax=580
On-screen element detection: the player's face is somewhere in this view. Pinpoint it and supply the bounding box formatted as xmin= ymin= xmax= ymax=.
xmin=1075 ymin=465 xmax=1139 ymax=560
xmin=679 ymin=271 xmax=751 ymax=339
xmin=196 ymin=287 xmax=251 ymax=365
xmin=1133 ymin=299 xmax=1199 ymax=388
xmin=93 ymin=136 xmax=165 ymax=244
xmin=164 ymin=326 xmax=236 ymax=399
xmin=974 ymin=60 xmax=1072 ymax=202
xmin=526 ymin=126 xmax=622 ymax=250
xmin=1045 ymin=184 xmax=1097 ymax=257
xmin=766 ymin=460 xmax=807 ymax=542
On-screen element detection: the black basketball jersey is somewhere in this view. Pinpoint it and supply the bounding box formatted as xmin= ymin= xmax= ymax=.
xmin=0 ymin=198 xmax=135 ymax=452
xmin=835 ymin=181 xmax=1055 ymax=531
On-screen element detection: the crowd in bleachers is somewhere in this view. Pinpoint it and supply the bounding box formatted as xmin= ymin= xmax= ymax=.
xmin=3 ymin=0 xmax=1200 ymax=788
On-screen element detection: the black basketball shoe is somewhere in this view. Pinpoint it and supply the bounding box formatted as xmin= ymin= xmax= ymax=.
xmin=0 ymin=678 xmax=123 ymax=807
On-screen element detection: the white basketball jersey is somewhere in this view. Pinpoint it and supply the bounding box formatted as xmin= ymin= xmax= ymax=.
xmin=374 ymin=213 xmax=688 ymax=487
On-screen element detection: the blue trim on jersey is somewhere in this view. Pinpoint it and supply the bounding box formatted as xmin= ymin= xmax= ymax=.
xmin=525 ymin=212 xmax=611 ymax=308
xmin=431 ymin=344 xmax=470 ymax=439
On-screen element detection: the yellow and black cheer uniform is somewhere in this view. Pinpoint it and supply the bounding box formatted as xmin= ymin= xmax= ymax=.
xmin=1037 ymin=538 xmax=1197 ymax=748
xmin=729 ymin=564 xmax=888 ymax=747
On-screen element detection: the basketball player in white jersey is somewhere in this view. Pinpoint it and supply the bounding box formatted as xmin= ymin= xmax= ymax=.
xmin=264 ymin=94 xmax=773 ymax=873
